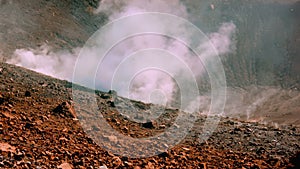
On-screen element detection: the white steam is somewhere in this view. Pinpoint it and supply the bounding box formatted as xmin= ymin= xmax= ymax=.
xmin=6 ymin=45 xmax=79 ymax=80
xmin=6 ymin=0 xmax=237 ymax=109
xmin=94 ymin=0 xmax=236 ymax=105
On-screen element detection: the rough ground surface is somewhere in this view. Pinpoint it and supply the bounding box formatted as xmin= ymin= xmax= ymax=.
xmin=0 ymin=0 xmax=300 ymax=168
xmin=0 ymin=0 xmax=106 ymax=60
xmin=0 ymin=63 xmax=299 ymax=168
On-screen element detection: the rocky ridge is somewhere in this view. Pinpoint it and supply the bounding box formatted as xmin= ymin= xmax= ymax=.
xmin=0 ymin=62 xmax=299 ymax=168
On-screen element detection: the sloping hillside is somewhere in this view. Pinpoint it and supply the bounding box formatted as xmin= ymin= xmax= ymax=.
xmin=0 ymin=61 xmax=299 ymax=168
xmin=0 ymin=0 xmax=106 ymax=61
xmin=0 ymin=0 xmax=300 ymax=168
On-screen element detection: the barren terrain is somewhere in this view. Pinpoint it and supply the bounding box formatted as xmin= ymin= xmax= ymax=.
xmin=0 ymin=62 xmax=299 ymax=168
xmin=0 ymin=0 xmax=300 ymax=168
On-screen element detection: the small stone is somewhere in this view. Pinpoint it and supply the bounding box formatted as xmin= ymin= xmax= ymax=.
xmin=99 ymin=165 xmax=108 ymax=169
xmin=108 ymin=90 xmax=117 ymax=95
xmin=25 ymin=122 xmax=33 ymax=129
xmin=14 ymin=151 xmax=24 ymax=161
xmin=0 ymin=142 xmax=16 ymax=153
xmin=124 ymin=161 xmax=133 ymax=166
xmin=158 ymin=151 xmax=169 ymax=158
xmin=159 ymin=124 xmax=166 ymax=128
xmin=103 ymin=135 xmax=118 ymax=142
xmin=100 ymin=94 xmax=110 ymax=99
xmin=0 ymin=96 xmax=4 ymax=105
xmin=142 ymin=121 xmax=155 ymax=129
xmin=182 ymin=147 xmax=190 ymax=151
xmin=107 ymin=100 xmax=115 ymax=107
xmin=112 ymin=156 xmax=122 ymax=166
xmin=200 ymin=163 xmax=207 ymax=169
xmin=25 ymin=91 xmax=31 ymax=97
xmin=58 ymin=162 xmax=73 ymax=169
xmin=53 ymin=102 xmax=76 ymax=118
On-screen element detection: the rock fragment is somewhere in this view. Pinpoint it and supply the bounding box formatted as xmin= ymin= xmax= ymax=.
xmin=25 ymin=91 xmax=31 ymax=97
xmin=0 ymin=143 xmax=16 ymax=153
xmin=99 ymin=165 xmax=108 ymax=169
xmin=57 ymin=162 xmax=73 ymax=169
xmin=0 ymin=95 xmax=4 ymax=105
xmin=142 ymin=121 xmax=155 ymax=129
xmin=53 ymin=101 xmax=76 ymax=118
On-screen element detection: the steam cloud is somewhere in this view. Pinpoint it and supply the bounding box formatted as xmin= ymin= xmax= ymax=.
xmin=7 ymin=45 xmax=79 ymax=80
xmin=6 ymin=0 xmax=236 ymax=108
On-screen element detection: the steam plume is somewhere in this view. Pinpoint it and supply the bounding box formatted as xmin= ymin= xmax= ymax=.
xmin=6 ymin=0 xmax=236 ymax=108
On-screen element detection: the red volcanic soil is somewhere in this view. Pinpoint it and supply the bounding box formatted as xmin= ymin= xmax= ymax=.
xmin=0 ymin=63 xmax=299 ymax=168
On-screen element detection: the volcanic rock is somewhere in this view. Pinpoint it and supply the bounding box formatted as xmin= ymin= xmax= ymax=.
xmin=53 ymin=101 xmax=76 ymax=118
xmin=57 ymin=162 xmax=73 ymax=169
xmin=0 ymin=62 xmax=299 ymax=168
xmin=142 ymin=121 xmax=155 ymax=129
xmin=25 ymin=91 xmax=31 ymax=97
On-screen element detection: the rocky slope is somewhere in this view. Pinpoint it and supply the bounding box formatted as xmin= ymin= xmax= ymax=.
xmin=0 ymin=0 xmax=300 ymax=168
xmin=0 ymin=0 xmax=106 ymax=60
xmin=0 ymin=63 xmax=299 ymax=168
xmin=1 ymin=0 xmax=299 ymax=89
